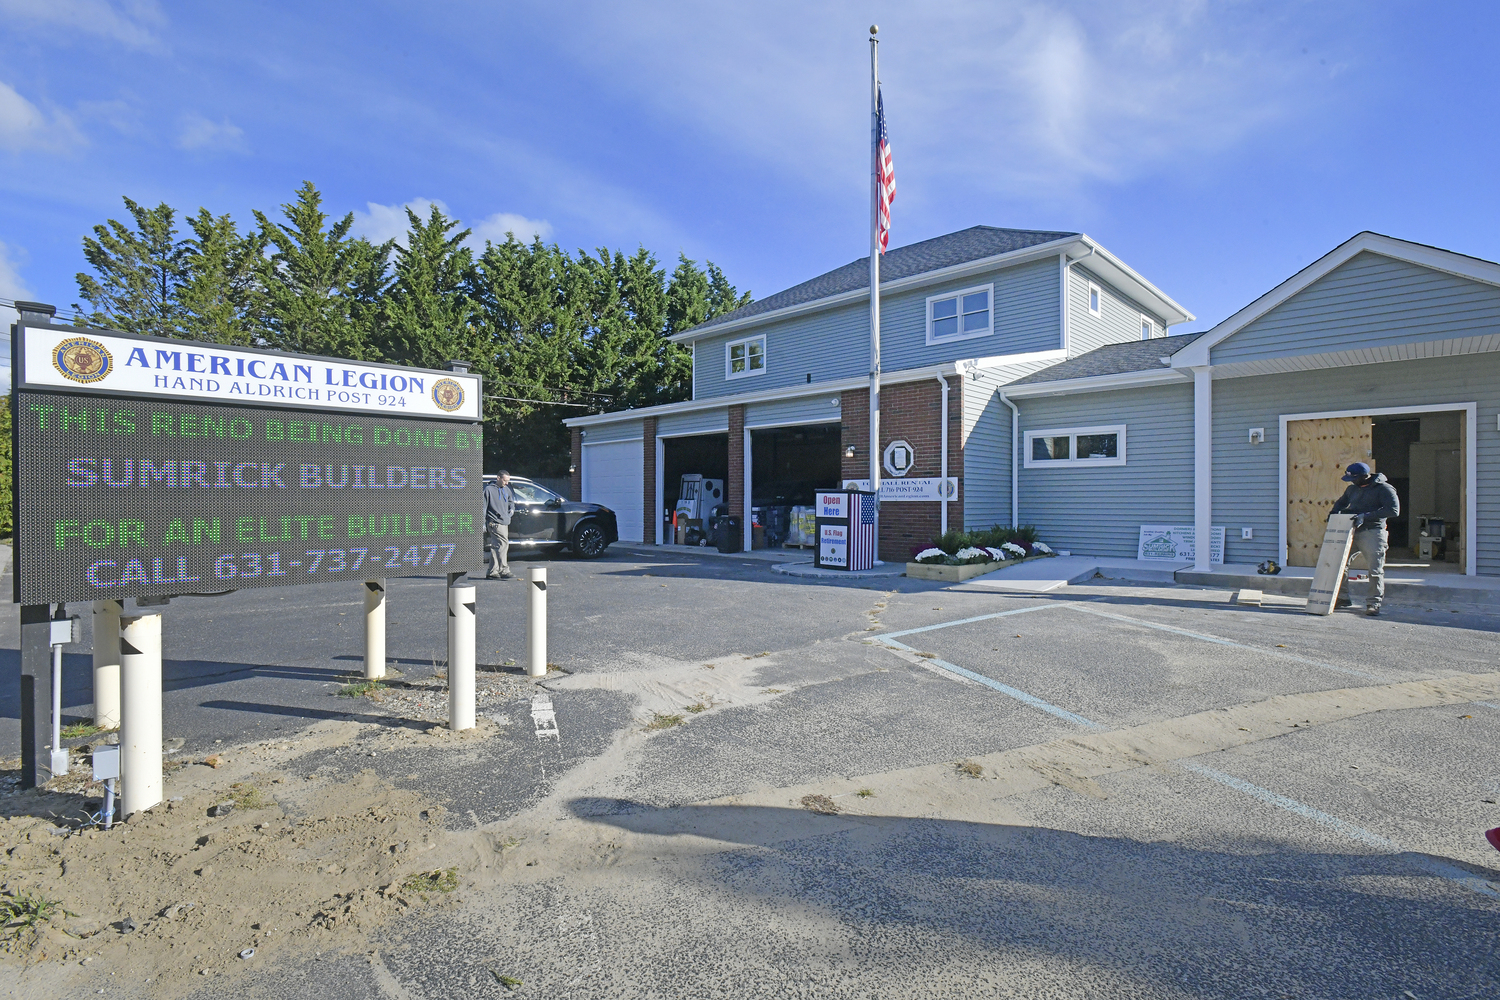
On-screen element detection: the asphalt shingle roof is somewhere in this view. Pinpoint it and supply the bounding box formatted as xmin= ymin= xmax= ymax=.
xmin=686 ymin=226 xmax=1078 ymax=334
xmin=1007 ymin=331 xmax=1205 ymax=385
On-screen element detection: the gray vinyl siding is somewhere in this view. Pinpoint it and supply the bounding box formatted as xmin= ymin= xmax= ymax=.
xmin=658 ymin=409 xmax=729 ymax=437
xmin=746 ymin=394 xmax=843 ymax=428
xmin=1210 ymin=352 xmax=1500 ymax=573
xmin=1015 ymin=383 xmax=1195 ymax=556
xmin=1212 ymin=251 xmax=1500 ymax=365
xmin=1069 ymin=265 xmax=1169 ymax=356
xmin=959 ymin=355 xmax=1075 ymax=530
xmin=693 ymin=302 xmax=868 ymax=400
xmin=578 ymin=419 xmax=643 ymax=444
xmin=690 ymin=257 xmax=1062 ymax=399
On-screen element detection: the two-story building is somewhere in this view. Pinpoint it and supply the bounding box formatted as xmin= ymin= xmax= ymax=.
xmin=564 ymin=225 xmax=1192 ymax=556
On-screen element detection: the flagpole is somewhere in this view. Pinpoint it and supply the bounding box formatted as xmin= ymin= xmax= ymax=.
xmin=867 ymin=24 xmax=882 ymax=563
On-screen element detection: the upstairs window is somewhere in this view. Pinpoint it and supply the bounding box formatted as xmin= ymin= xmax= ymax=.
xmin=726 ymin=335 xmax=766 ymax=379
xmin=1088 ymin=282 xmax=1102 ymax=317
xmin=1024 ymin=424 xmax=1126 ymax=468
xmin=1141 ymin=314 xmax=1155 ymax=340
xmin=926 ymin=283 xmax=994 ymax=345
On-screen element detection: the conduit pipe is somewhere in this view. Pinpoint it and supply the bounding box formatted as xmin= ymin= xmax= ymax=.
xmin=93 ymin=600 xmax=122 ymax=729
xmin=935 ymin=372 xmax=950 ymax=535
xmin=999 ymin=389 xmax=1020 ymax=526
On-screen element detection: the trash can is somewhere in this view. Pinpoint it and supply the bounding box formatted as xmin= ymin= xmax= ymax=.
xmin=714 ymin=515 xmax=743 ymax=553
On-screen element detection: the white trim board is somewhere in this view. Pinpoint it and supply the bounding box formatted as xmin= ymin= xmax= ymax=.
xmin=1276 ymin=403 xmax=1477 ymax=576
xmin=1174 ymin=232 xmax=1500 ymax=368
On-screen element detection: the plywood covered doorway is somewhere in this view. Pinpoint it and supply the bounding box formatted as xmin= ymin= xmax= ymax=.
xmin=1287 ymin=416 xmax=1372 ymax=566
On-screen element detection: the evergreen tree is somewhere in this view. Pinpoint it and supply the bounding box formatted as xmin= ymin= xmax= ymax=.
xmin=376 ymin=204 xmax=476 ymax=370
xmin=177 ymin=208 xmax=264 ymax=345
xmin=706 ymin=261 xmax=753 ymax=320
xmin=254 ymin=181 xmax=387 ymax=359
xmin=74 ymin=197 xmax=189 ymax=335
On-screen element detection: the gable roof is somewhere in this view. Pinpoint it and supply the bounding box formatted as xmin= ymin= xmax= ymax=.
xmin=1007 ymin=332 xmax=1205 ymax=386
xmin=1171 ymin=231 xmax=1500 ymax=368
xmin=688 ymin=226 xmax=1077 ymax=334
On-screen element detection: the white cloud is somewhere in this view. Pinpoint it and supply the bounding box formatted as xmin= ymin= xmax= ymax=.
xmin=0 ymin=81 xmax=84 ymax=153
xmin=470 ymin=212 xmax=552 ymax=245
xmin=351 ymin=198 xmax=552 ymax=251
xmin=176 ymin=112 xmax=247 ymax=154
xmin=0 ymin=0 xmax=165 ymax=50
xmin=543 ymin=0 xmax=1346 ymax=201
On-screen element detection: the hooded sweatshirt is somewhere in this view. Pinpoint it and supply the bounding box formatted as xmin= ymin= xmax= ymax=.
xmin=1330 ymin=472 xmax=1400 ymax=531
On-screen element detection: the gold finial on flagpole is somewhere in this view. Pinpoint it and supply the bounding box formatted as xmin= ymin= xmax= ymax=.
xmin=870 ymin=25 xmax=878 ymax=36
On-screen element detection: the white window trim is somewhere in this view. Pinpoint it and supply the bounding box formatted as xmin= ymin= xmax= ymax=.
xmin=1088 ymin=281 xmax=1103 ymax=318
xmin=1023 ymin=423 xmax=1127 ymax=468
xmin=925 ymin=282 xmax=995 ymax=346
xmin=1140 ymin=313 xmax=1155 ymax=340
xmin=724 ymin=334 xmax=767 ymax=380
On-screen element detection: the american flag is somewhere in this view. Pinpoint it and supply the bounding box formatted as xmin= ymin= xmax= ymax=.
xmin=849 ymin=491 xmax=878 ymax=570
xmin=876 ymin=88 xmax=895 ymax=253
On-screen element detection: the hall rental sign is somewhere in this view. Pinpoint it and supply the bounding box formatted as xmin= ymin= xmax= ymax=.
xmin=12 ymin=324 xmax=485 ymax=604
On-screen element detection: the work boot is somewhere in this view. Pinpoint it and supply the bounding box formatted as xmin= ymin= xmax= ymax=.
xmin=1365 ymin=605 xmax=1381 ymax=617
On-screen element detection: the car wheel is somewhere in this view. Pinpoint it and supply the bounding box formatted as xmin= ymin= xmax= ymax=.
xmin=571 ymin=521 xmax=609 ymax=559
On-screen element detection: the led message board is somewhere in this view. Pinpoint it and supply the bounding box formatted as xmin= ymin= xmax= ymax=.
xmin=11 ymin=324 xmax=485 ymax=604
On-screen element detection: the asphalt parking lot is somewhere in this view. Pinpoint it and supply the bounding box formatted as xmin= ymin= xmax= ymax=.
xmin=3 ymin=545 xmax=1499 ymax=998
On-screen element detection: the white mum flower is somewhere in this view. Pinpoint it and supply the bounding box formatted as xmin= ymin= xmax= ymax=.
xmin=954 ymin=547 xmax=989 ymax=560
xmin=914 ymin=547 xmax=946 ymax=562
xmin=983 ymin=546 xmax=1006 ymax=561
xmin=1032 ymin=541 xmax=1052 ymax=554
xmin=1001 ymin=541 xmax=1027 ymax=557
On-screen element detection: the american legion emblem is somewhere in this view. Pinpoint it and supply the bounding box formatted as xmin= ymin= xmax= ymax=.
xmin=52 ymin=336 xmax=113 ymax=384
xmin=431 ymin=378 xmax=465 ymax=412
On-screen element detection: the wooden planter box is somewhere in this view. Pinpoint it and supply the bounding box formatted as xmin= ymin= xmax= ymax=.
xmin=905 ymin=554 xmax=1053 ymax=582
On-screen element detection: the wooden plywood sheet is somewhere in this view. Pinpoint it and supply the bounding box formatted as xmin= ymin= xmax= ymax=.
xmin=1306 ymin=514 xmax=1357 ymax=615
xmin=1287 ymin=416 xmax=1372 ymax=567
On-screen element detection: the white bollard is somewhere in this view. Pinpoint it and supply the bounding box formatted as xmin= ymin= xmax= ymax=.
xmin=527 ymin=567 xmax=547 ymax=678
xmin=447 ymin=581 xmax=476 ymax=731
xmin=93 ymin=600 xmax=123 ymax=729
xmin=364 ymin=580 xmax=386 ymax=679
xmin=119 ymin=613 xmax=163 ymax=816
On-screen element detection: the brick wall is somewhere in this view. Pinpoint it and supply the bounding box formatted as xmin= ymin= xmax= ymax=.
xmin=642 ymin=417 xmax=658 ymax=544
xmin=570 ymin=428 xmax=582 ymax=503
xmin=727 ymin=405 xmax=745 ymax=520
xmin=840 ymin=379 xmax=964 ymax=559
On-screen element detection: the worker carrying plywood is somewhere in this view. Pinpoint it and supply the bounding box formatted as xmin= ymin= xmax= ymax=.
xmin=1329 ymin=461 xmax=1400 ymax=616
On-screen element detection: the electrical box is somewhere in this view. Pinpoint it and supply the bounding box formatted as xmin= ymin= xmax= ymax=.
xmin=50 ymin=616 xmax=81 ymax=645
xmin=93 ymin=744 xmax=120 ymax=781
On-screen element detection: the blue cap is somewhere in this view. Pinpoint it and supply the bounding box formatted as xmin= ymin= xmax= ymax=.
xmin=1342 ymin=462 xmax=1372 ymax=482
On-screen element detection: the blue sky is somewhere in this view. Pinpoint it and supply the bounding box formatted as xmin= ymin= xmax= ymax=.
xmin=2 ymin=1 xmax=1496 ymax=376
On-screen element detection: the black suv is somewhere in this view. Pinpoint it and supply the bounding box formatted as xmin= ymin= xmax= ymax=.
xmin=487 ymin=476 xmax=619 ymax=558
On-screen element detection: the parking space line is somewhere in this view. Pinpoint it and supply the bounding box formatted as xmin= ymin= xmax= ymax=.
xmin=1067 ymin=605 xmax=1389 ymax=682
xmin=1474 ymin=702 xmax=1500 ymax=712
xmin=875 ymin=635 xmax=1107 ymax=731
xmin=1179 ymin=760 xmax=1500 ymax=901
xmin=873 ymin=603 xmax=1063 ymax=641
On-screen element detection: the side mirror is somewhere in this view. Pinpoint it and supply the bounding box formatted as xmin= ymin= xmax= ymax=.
xmin=546 ymin=498 xmax=563 ymax=507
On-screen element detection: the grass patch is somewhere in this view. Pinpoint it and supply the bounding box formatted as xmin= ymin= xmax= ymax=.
xmin=229 ymin=782 xmax=268 ymax=810
xmin=763 ymin=688 xmax=784 ymax=695
xmin=856 ymin=788 xmax=875 ymax=798
xmin=2 ymin=892 xmax=71 ymax=936
xmin=684 ymin=700 xmax=712 ymax=714
xmin=955 ymin=759 xmax=984 ymax=779
xmin=800 ymin=794 xmax=840 ymax=815
xmin=61 ymin=721 xmax=115 ymax=741
xmin=915 ymin=652 xmax=937 ymax=659
xmin=402 ymin=868 xmax=459 ymax=898
xmin=492 ymin=971 xmax=523 ymax=989
xmin=644 ymin=712 xmax=684 ymax=731
xmin=337 ymin=679 xmax=386 ymax=698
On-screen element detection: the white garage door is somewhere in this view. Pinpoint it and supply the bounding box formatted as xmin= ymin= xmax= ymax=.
xmin=582 ymin=440 xmax=644 ymax=543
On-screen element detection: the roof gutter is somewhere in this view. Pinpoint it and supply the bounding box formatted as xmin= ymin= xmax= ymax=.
xmin=1000 ymin=366 xmax=1189 ymax=399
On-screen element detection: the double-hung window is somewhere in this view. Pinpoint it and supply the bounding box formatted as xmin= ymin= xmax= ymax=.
xmin=726 ymin=335 xmax=766 ymax=379
xmin=1023 ymin=424 xmax=1126 ymax=468
xmin=1140 ymin=314 xmax=1155 ymax=340
xmin=1088 ymin=282 xmax=1102 ymax=317
xmin=926 ymin=283 xmax=994 ymax=345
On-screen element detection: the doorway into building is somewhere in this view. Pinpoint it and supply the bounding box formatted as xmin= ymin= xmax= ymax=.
xmin=661 ymin=433 xmax=728 ymax=543
xmin=1285 ymin=408 xmax=1467 ymax=571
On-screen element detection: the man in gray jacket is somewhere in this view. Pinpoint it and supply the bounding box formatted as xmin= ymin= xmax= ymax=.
xmin=483 ymin=471 xmax=515 ymax=580
xmin=1330 ymin=461 xmax=1400 ymax=616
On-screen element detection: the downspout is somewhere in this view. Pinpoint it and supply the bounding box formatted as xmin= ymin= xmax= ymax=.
xmin=999 ymin=389 xmax=1019 ymax=527
xmin=935 ymin=372 xmax=950 ymax=534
